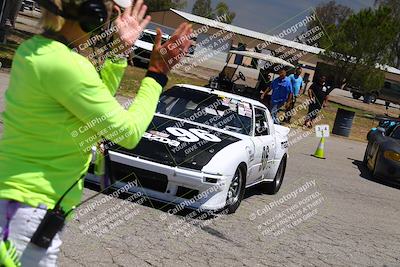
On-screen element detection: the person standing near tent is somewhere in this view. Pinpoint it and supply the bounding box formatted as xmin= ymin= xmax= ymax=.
xmin=258 ymin=68 xmax=271 ymax=105
xmin=284 ymin=66 xmax=304 ymax=123
xmin=0 ymin=0 xmax=24 ymax=43
xmin=261 ymin=68 xmax=293 ymax=124
xmin=6 ymin=0 xmax=23 ymax=27
xmin=304 ymin=76 xmax=332 ymax=128
xmin=0 ymin=0 xmax=193 ymax=265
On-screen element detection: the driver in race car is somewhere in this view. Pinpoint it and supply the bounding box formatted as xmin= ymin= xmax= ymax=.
xmin=0 ymin=0 xmax=192 ymax=265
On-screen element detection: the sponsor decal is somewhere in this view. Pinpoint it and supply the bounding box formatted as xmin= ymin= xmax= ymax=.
xmin=142 ymin=132 xmax=180 ymax=147
xmin=149 ymin=130 xmax=170 ymax=138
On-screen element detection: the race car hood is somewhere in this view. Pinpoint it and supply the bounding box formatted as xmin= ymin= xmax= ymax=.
xmin=381 ymin=137 xmax=400 ymax=153
xmin=110 ymin=115 xmax=243 ymax=170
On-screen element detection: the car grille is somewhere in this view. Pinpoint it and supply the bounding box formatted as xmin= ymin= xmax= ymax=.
xmin=110 ymin=162 xmax=168 ymax=193
xmin=176 ymin=186 xmax=199 ymax=200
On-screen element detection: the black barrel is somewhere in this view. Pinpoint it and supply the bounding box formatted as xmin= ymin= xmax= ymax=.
xmin=332 ymin=108 xmax=356 ymax=137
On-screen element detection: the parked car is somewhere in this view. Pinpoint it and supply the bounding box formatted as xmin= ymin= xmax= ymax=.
xmin=132 ymin=29 xmax=170 ymax=66
xmin=364 ymin=119 xmax=400 ymax=181
xmin=348 ymin=80 xmax=400 ymax=105
xmin=86 ymin=84 xmax=290 ymax=214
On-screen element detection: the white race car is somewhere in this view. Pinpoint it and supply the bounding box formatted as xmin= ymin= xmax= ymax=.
xmin=87 ymin=84 xmax=290 ymax=213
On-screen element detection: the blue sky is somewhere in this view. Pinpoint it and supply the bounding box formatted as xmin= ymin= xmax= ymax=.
xmin=183 ymin=0 xmax=375 ymax=33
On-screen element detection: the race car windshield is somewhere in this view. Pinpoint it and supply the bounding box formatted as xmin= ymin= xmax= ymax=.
xmin=156 ymin=87 xmax=253 ymax=135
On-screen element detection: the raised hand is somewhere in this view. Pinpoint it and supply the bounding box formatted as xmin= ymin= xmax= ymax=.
xmin=113 ymin=0 xmax=151 ymax=50
xmin=148 ymin=23 xmax=193 ymax=75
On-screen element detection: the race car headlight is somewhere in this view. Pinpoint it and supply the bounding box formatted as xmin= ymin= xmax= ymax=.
xmin=384 ymin=151 xmax=400 ymax=162
xmin=202 ymin=172 xmax=225 ymax=185
xmin=204 ymin=177 xmax=219 ymax=184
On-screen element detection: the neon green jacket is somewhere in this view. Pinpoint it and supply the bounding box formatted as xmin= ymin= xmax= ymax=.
xmin=0 ymin=35 xmax=163 ymax=211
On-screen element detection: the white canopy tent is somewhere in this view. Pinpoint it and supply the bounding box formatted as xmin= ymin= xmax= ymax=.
xmin=228 ymin=50 xmax=295 ymax=68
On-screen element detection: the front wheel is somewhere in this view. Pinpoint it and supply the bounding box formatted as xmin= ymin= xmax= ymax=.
xmin=363 ymin=143 xmax=371 ymax=164
xmin=224 ymin=166 xmax=246 ymax=214
xmin=264 ymin=156 xmax=287 ymax=195
xmin=371 ymin=150 xmax=381 ymax=179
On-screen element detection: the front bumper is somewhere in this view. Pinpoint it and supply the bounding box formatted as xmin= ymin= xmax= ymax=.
xmin=86 ymin=151 xmax=231 ymax=211
xmin=375 ymin=156 xmax=400 ymax=181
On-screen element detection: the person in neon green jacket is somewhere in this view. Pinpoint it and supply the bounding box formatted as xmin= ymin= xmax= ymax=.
xmin=0 ymin=0 xmax=193 ymax=265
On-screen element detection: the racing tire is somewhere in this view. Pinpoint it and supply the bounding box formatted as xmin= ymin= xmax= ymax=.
xmin=363 ymin=143 xmax=371 ymax=164
xmin=371 ymin=150 xmax=381 ymax=179
xmin=264 ymin=156 xmax=287 ymax=195
xmin=224 ymin=166 xmax=246 ymax=214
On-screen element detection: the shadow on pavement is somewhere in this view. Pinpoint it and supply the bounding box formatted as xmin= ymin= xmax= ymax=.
xmin=84 ymin=177 xmax=271 ymax=223
xmin=84 ymin=180 xmax=218 ymax=220
xmin=350 ymin=158 xmax=400 ymax=190
xmin=243 ymin=186 xmax=265 ymax=200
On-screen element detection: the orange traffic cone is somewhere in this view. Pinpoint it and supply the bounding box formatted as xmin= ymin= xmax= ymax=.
xmin=312 ymin=137 xmax=326 ymax=159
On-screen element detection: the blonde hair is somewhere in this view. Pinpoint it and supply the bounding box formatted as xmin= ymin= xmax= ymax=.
xmin=39 ymin=0 xmax=65 ymax=32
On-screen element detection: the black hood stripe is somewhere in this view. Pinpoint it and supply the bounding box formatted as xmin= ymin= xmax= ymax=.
xmin=110 ymin=115 xmax=241 ymax=170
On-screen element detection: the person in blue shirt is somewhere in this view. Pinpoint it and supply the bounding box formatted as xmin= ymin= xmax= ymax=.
xmin=289 ymin=67 xmax=304 ymax=97
xmin=284 ymin=67 xmax=304 ymax=123
xmin=261 ymin=69 xmax=293 ymax=124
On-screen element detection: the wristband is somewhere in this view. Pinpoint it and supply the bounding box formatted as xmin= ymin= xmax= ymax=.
xmin=146 ymin=71 xmax=168 ymax=88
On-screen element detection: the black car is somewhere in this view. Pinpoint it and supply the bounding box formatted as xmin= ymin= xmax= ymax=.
xmin=349 ymin=80 xmax=400 ymax=105
xmin=364 ymin=120 xmax=400 ymax=181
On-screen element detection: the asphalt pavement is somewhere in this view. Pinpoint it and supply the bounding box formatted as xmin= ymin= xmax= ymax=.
xmin=58 ymin=134 xmax=400 ymax=267
xmin=0 ymin=72 xmax=399 ymax=266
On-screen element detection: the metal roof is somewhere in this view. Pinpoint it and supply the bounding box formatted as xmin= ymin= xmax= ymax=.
xmin=171 ymin=9 xmax=323 ymax=54
xmin=229 ymin=50 xmax=295 ymax=67
xmin=170 ymin=9 xmax=400 ymax=76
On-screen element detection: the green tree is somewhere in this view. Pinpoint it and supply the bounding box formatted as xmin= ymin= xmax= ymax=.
xmin=321 ymin=7 xmax=398 ymax=93
xmin=147 ymin=0 xmax=187 ymax=12
xmin=307 ymin=1 xmax=353 ymax=47
xmin=214 ymin=2 xmax=236 ymax=24
xmin=192 ymin=0 xmax=213 ymax=19
xmin=375 ymin=0 xmax=400 ymax=68
xmin=311 ymin=0 xmax=353 ymax=28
